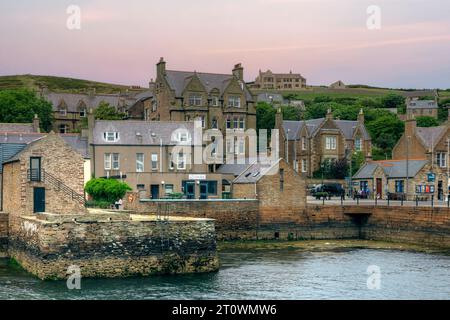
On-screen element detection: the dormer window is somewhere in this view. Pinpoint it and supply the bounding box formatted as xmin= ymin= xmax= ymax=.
xmin=228 ymin=96 xmax=241 ymax=108
xmin=103 ymin=132 xmax=119 ymax=142
xmin=59 ymin=108 xmax=67 ymax=116
xmin=79 ymin=108 xmax=87 ymax=117
xmin=172 ymin=129 xmax=191 ymax=144
xmin=355 ymin=137 xmax=362 ymax=151
xmin=188 ymin=94 xmax=202 ymax=106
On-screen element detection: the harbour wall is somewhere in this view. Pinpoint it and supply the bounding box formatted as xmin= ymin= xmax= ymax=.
xmin=128 ymin=198 xmax=450 ymax=248
xmin=7 ymin=212 xmax=219 ymax=280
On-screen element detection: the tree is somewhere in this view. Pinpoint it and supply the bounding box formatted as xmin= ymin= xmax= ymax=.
xmin=313 ymin=158 xmax=349 ymax=179
xmin=0 ymin=89 xmax=53 ymax=131
xmin=85 ymin=178 xmax=132 ymax=204
xmin=416 ymin=116 xmax=439 ymax=127
xmin=381 ymin=94 xmax=405 ymax=110
xmin=365 ymin=113 xmax=404 ymax=155
xmin=256 ymin=102 xmax=276 ymax=131
xmin=94 ymin=101 xmax=126 ymax=120
xmin=351 ymin=151 xmax=365 ymax=176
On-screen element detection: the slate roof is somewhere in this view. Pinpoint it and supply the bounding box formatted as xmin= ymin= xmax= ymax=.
xmin=415 ymin=126 xmax=447 ymax=150
xmin=403 ymin=90 xmax=438 ymax=98
xmin=92 ymin=120 xmax=198 ymax=146
xmin=0 ymin=133 xmax=89 ymax=160
xmin=256 ymin=92 xmax=284 ymax=103
xmin=216 ymin=157 xmax=262 ymax=176
xmin=233 ymin=158 xmax=282 ymax=184
xmin=407 ymin=100 xmax=438 ymax=109
xmin=282 ymin=118 xmax=370 ymax=140
xmin=164 ymin=70 xmax=253 ymax=101
xmin=353 ymin=159 xmax=428 ymax=179
xmin=43 ymin=92 xmax=134 ymax=112
xmin=0 ymin=123 xmax=34 ymax=133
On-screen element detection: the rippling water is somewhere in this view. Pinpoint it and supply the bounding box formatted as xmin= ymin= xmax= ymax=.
xmin=1 ymin=248 xmax=449 ymax=300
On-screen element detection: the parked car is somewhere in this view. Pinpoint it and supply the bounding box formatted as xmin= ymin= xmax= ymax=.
xmin=311 ymin=183 xmax=345 ymax=197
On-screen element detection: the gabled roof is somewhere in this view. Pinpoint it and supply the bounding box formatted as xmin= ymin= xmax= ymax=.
xmin=43 ymin=92 xmax=134 ymax=112
xmin=353 ymin=159 xmax=428 ymax=179
xmin=92 ymin=120 xmax=198 ymax=146
xmin=164 ymin=70 xmax=253 ymax=101
xmin=415 ymin=126 xmax=447 ymax=150
xmin=0 ymin=132 xmax=89 ymax=159
xmin=233 ymin=158 xmax=282 ymax=184
xmin=282 ymin=118 xmax=370 ymax=140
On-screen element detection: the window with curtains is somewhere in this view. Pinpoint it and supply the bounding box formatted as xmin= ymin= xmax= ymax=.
xmin=436 ymin=153 xmax=446 ymax=168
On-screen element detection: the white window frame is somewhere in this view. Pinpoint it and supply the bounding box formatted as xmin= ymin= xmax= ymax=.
xmin=226 ymin=119 xmax=231 ymax=129
xmin=239 ymin=118 xmax=245 ymax=130
xmin=104 ymin=132 xmax=119 ymax=142
xmin=104 ymin=153 xmax=112 ymax=170
xmin=136 ymin=153 xmax=144 ymax=172
xmin=437 ymin=152 xmax=446 ymax=168
xmin=355 ymin=138 xmax=362 ymax=151
xmin=112 ymin=153 xmax=120 ymax=170
xmin=228 ymin=96 xmax=241 ymax=108
xmin=302 ymin=137 xmax=307 ymax=150
xmin=210 ymin=96 xmax=219 ymax=107
xmin=325 ymin=136 xmax=337 ymax=150
xmin=188 ymin=94 xmax=202 ymax=106
xmin=79 ymin=108 xmax=86 ymax=117
xmin=151 ymin=153 xmax=158 ymax=170
xmin=59 ymin=108 xmax=67 ymax=116
xmin=177 ymin=152 xmax=186 ymax=170
xmin=301 ymin=159 xmax=307 ymax=173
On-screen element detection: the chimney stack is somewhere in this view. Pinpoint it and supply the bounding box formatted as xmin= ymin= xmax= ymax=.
xmin=32 ymin=114 xmax=40 ymax=133
xmin=358 ymin=108 xmax=365 ymax=124
xmin=157 ymin=57 xmax=166 ymax=77
xmin=405 ymin=114 xmax=417 ymax=137
xmin=326 ymin=108 xmax=333 ymax=121
xmin=232 ymin=63 xmax=244 ymax=81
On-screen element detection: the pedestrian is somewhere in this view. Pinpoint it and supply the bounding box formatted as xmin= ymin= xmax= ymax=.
xmin=118 ymin=198 xmax=123 ymax=210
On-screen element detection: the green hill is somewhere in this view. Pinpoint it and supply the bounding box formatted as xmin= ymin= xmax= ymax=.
xmin=0 ymin=74 xmax=136 ymax=94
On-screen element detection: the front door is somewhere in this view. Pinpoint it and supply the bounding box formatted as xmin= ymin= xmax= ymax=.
xmin=33 ymin=187 xmax=45 ymax=213
xmin=151 ymin=185 xmax=159 ymax=199
xmin=438 ymin=181 xmax=443 ymax=200
xmin=199 ymin=182 xmax=208 ymax=199
xmin=376 ymin=178 xmax=382 ymax=198
xmin=184 ymin=181 xmax=195 ymax=199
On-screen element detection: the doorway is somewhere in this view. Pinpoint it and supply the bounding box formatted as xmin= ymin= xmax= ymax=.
xmin=376 ymin=178 xmax=382 ymax=199
xmin=150 ymin=185 xmax=160 ymax=199
xmin=183 ymin=181 xmax=195 ymax=199
xmin=33 ymin=187 xmax=45 ymax=213
xmin=438 ymin=180 xmax=443 ymax=201
xmin=199 ymin=181 xmax=208 ymax=199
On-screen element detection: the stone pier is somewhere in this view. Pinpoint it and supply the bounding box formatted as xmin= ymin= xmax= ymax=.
xmin=8 ymin=211 xmax=219 ymax=280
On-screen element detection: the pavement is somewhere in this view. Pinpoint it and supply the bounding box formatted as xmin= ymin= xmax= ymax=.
xmin=306 ymin=196 xmax=450 ymax=207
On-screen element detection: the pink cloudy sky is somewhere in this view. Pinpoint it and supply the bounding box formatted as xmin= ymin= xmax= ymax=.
xmin=1 ymin=0 xmax=449 ymax=89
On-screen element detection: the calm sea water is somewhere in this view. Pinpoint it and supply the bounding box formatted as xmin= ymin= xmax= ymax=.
xmin=1 ymin=248 xmax=449 ymax=300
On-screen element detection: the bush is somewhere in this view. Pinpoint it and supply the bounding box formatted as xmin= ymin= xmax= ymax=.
xmin=85 ymin=178 xmax=132 ymax=204
xmin=85 ymin=200 xmax=113 ymax=209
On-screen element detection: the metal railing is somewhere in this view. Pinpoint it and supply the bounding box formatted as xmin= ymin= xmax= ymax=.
xmin=27 ymin=169 xmax=86 ymax=205
xmin=309 ymin=194 xmax=448 ymax=208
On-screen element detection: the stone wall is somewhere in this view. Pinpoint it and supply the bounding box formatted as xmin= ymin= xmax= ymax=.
xmin=2 ymin=133 xmax=87 ymax=238
xmin=0 ymin=212 xmax=8 ymax=257
xmin=9 ymin=212 xmax=219 ymax=280
xmin=125 ymin=195 xmax=260 ymax=240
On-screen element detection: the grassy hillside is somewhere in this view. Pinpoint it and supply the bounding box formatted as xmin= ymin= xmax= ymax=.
xmin=252 ymin=85 xmax=449 ymax=102
xmin=0 ymin=74 xmax=135 ymax=94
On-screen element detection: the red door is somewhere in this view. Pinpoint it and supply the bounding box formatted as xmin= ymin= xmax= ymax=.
xmin=376 ymin=178 xmax=382 ymax=198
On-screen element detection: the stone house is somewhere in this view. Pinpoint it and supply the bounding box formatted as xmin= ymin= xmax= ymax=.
xmin=232 ymin=158 xmax=306 ymax=227
xmin=148 ymin=58 xmax=256 ymax=132
xmin=392 ymin=116 xmax=450 ymax=168
xmin=277 ymin=108 xmax=372 ymax=177
xmin=40 ymin=88 xmax=139 ymax=133
xmin=329 ymin=80 xmax=346 ymax=89
xmin=252 ymin=70 xmax=307 ymax=90
xmin=353 ymin=159 xmax=447 ymax=201
xmin=2 ymin=132 xmax=87 ymax=235
xmin=0 ymin=118 xmax=90 ymax=208
xmin=403 ymin=90 xmax=439 ymax=119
